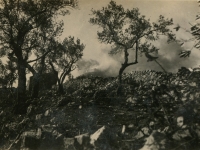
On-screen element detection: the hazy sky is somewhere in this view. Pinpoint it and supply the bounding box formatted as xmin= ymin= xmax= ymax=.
xmin=59 ymin=0 xmax=200 ymax=77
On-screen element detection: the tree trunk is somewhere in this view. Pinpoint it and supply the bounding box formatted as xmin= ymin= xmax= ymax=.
xmin=118 ymin=64 xmax=127 ymax=84
xmin=49 ymin=61 xmax=65 ymax=95
xmin=58 ymin=80 xmax=64 ymax=94
xmin=117 ymin=42 xmax=139 ymax=95
xmin=17 ymin=59 xmax=27 ymax=102
xmin=118 ymin=47 xmax=129 ymax=85
xmin=29 ymin=57 xmax=45 ymax=98
xmin=117 ymin=64 xmax=127 ymax=95
xmin=31 ymin=73 xmax=40 ymax=98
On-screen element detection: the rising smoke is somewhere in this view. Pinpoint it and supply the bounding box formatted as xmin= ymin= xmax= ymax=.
xmin=74 ymin=39 xmax=200 ymax=78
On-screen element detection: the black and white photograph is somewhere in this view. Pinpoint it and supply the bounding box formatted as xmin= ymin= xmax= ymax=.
xmin=0 ymin=0 xmax=200 ymax=149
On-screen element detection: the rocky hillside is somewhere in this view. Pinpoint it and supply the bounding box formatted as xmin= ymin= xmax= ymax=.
xmin=0 ymin=67 xmax=200 ymax=149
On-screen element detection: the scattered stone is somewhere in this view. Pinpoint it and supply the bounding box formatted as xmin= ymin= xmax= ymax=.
xmin=41 ymin=124 xmax=54 ymax=132
xmin=26 ymin=104 xmax=33 ymax=115
xmin=127 ymin=124 xmax=134 ymax=129
xmin=75 ymin=133 xmax=90 ymax=145
xmin=140 ymin=131 xmax=168 ymax=150
xmin=35 ymin=114 xmax=43 ymax=121
xmin=44 ymin=109 xmax=52 ymax=117
xmin=63 ymin=138 xmax=76 ymax=150
xmin=50 ymin=117 xmax=56 ymax=123
xmin=177 ymin=116 xmax=184 ymax=128
xmin=20 ymin=128 xmax=41 ymax=149
xmin=90 ymin=126 xmax=119 ymax=149
xmin=126 ymin=96 xmax=136 ymax=104
xmin=134 ymin=127 xmax=150 ymax=139
xmin=172 ymin=128 xmax=192 ymax=141
xmin=122 ymin=125 xmax=126 ymax=134
xmin=171 ymin=127 xmax=198 ymax=149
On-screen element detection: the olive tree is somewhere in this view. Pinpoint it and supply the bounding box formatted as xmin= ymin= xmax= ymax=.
xmin=90 ymin=1 xmax=175 ymax=86
xmin=0 ymin=0 xmax=77 ymax=103
xmin=47 ymin=36 xmax=85 ymax=94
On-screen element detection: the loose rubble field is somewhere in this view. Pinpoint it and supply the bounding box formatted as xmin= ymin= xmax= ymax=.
xmin=0 ymin=67 xmax=200 ymax=150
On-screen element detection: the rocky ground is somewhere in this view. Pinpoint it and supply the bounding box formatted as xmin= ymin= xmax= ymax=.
xmin=1 ymin=67 xmax=200 ymax=150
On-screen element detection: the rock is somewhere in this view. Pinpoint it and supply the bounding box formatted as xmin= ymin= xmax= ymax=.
xmin=41 ymin=124 xmax=54 ymax=132
xmin=140 ymin=131 xmax=168 ymax=150
xmin=74 ymin=133 xmax=91 ymax=149
xmin=44 ymin=109 xmax=52 ymax=117
xmin=90 ymin=126 xmax=119 ymax=149
xmin=26 ymin=104 xmax=33 ymax=115
xmin=134 ymin=127 xmax=150 ymax=139
xmin=126 ymin=96 xmax=136 ymax=104
xmin=177 ymin=116 xmax=184 ymax=127
xmin=36 ymin=128 xmax=42 ymax=139
xmin=21 ymin=128 xmax=41 ymax=149
xmin=63 ymin=138 xmax=76 ymax=150
xmin=189 ymin=82 xmax=197 ymax=87
xmin=35 ymin=114 xmax=43 ymax=121
xmin=50 ymin=117 xmax=56 ymax=123
xmin=172 ymin=128 xmax=192 ymax=141
xmin=122 ymin=125 xmax=126 ymax=134
xmin=75 ymin=133 xmax=90 ymax=145
xmin=171 ymin=127 xmax=198 ymax=149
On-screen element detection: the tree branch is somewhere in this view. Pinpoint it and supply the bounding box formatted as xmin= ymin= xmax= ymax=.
xmin=139 ymin=26 xmax=167 ymax=39
xmin=26 ymin=63 xmax=36 ymax=75
xmin=154 ymin=59 xmax=167 ymax=73
xmin=127 ymin=61 xmax=138 ymax=66
xmin=135 ymin=40 xmax=138 ymax=63
xmin=27 ymin=50 xmax=51 ymax=63
xmin=127 ymin=40 xmax=139 ymax=66
xmin=24 ymin=9 xmax=47 ymax=27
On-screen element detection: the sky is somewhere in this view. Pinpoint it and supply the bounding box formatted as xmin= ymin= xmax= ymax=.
xmin=59 ymin=0 xmax=200 ymax=77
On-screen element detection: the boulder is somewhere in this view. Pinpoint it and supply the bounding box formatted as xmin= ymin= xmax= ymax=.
xmin=74 ymin=133 xmax=92 ymax=149
xmin=75 ymin=133 xmax=90 ymax=146
xmin=20 ymin=128 xmax=42 ymax=149
xmin=90 ymin=126 xmax=119 ymax=150
xmin=171 ymin=127 xmax=198 ymax=149
xmin=140 ymin=131 xmax=168 ymax=150
xmin=172 ymin=128 xmax=192 ymax=141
